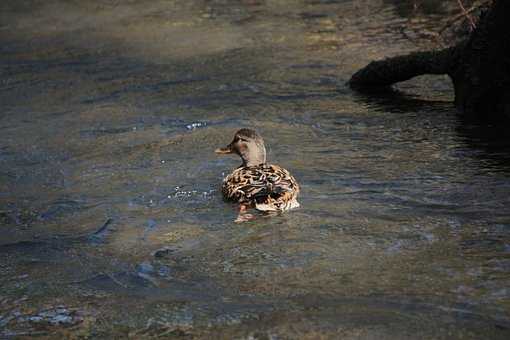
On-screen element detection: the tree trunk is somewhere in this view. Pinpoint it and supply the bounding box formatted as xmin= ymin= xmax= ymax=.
xmin=348 ymin=0 xmax=510 ymax=120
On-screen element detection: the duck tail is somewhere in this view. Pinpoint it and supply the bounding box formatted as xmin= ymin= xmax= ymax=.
xmin=255 ymin=197 xmax=300 ymax=212
xmin=255 ymin=201 xmax=278 ymax=212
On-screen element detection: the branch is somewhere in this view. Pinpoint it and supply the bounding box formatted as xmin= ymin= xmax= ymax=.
xmin=456 ymin=0 xmax=477 ymax=31
xmin=438 ymin=0 xmax=490 ymax=35
xmin=348 ymin=47 xmax=457 ymax=89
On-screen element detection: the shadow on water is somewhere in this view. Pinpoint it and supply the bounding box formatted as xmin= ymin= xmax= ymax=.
xmin=350 ymin=86 xmax=454 ymax=113
xmin=352 ymin=87 xmax=510 ymax=173
xmin=455 ymin=119 xmax=510 ymax=173
xmin=384 ymin=0 xmax=449 ymax=17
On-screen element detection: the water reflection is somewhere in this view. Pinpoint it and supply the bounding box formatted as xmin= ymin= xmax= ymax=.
xmin=1 ymin=0 xmax=509 ymax=338
xmin=455 ymin=121 xmax=510 ymax=173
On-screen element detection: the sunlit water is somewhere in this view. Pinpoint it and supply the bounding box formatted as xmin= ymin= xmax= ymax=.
xmin=1 ymin=0 xmax=510 ymax=338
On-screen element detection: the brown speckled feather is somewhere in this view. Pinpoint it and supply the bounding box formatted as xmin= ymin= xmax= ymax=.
xmin=222 ymin=164 xmax=300 ymax=212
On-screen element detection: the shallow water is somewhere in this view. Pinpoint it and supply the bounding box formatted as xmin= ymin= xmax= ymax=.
xmin=1 ymin=0 xmax=510 ymax=338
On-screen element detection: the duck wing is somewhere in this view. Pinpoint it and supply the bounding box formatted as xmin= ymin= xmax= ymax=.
xmin=222 ymin=164 xmax=300 ymax=211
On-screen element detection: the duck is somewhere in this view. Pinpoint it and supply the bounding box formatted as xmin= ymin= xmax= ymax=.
xmin=215 ymin=128 xmax=300 ymax=222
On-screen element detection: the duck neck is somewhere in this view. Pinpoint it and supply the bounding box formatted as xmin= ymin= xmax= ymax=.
xmin=241 ymin=146 xmax=266 ymax=167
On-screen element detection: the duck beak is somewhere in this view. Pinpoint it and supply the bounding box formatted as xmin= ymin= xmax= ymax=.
xmin=215 ymin=145 xmax=233 ymax=154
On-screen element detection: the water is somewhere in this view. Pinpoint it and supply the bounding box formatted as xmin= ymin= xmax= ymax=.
xmin=1 ymin=0 xmax=510 ymax=338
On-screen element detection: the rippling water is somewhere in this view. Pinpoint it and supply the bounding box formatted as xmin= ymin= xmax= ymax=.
xmin=1 ymin=0 xmax=510 ymax=338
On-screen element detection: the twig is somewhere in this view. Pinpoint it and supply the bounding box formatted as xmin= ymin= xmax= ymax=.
xmin=438 ymin=0 xmax=490 ymax=35
xmin=102 ymin=272 xmax=128 ymax=288
xmin=91 ymin=218 xmax=113 ymax=236
xmin=456 ymin=0 xmax=477 ymax=31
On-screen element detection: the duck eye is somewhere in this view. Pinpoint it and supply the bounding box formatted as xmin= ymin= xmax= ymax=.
xmin=238 ymin=137 xmax=248 ymax=142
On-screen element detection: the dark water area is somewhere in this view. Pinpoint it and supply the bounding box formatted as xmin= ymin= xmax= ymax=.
xmin=1 ymin=0 xmax=509 ymax=338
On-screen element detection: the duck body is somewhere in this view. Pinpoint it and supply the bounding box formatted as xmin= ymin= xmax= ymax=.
xmin=215 ymin=128 xmax=300 ymax=220
xmin=222 ymin=163 xmax=300 ymax=212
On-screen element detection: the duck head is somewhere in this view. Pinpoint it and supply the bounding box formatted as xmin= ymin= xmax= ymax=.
xmin=215 ymin=128 xmax=266 ymax=167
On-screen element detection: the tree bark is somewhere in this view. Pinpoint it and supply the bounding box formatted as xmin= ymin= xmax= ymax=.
xmin=348 ymin=0 xmax=510 ymax=120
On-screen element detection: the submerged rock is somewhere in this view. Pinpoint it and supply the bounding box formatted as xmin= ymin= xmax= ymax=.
xmin=27 ymin=306 xmax=83 ymax=326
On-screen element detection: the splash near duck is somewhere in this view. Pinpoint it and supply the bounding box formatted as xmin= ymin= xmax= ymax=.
xmin=215 ymin=129 xmax=300 ymax=222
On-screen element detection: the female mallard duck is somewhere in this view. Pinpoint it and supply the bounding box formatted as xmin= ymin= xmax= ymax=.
xmin=215 ymin=128 xmax=300 ymax=221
